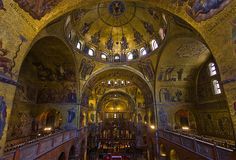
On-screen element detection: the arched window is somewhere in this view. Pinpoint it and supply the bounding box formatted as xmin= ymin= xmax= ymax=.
xmin=140 ymin=47 xmax=147 ymax=56
xmin=151 ymin=39 xmax=158 ymax=50
xmin=65 ymin=16 xmax=71 ymax=27
xmin=76 ymin=41 xmax=82 ymax=50
xmin=127 ymin=52 xmax=133 ymax=60
xmin=101 ymin=53 xmax=107 ymax=61
xmin=209 ymin=62 xmax=217 ymax=76
xmin=213 ymin=80 xmax=221 ymax=95
xmin=69 ymin=30 xmax=75 ymax=40
xmin=68 ymin=31 xmax=71 ymax=39
xmin=159 ymin=28 xmax=166 ymax=40
xmin=88 ymin=48 xmax=94 ymax=56
xmin=114 ymin=55 xmax=120 ymax=62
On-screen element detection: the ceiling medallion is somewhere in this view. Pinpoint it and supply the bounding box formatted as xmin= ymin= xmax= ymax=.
xmin=108 ymin=1 xmax=125 ymax=17
xmin=98 ymin=1 xmax=136 ymax=27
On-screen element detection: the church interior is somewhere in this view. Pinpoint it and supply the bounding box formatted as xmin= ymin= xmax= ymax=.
xmin=0 ymin=0 xmax=236 ymax=160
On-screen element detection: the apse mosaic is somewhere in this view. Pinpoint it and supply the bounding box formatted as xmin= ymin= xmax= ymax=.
xmin=65 ymin=1 xmax=168 ymax=63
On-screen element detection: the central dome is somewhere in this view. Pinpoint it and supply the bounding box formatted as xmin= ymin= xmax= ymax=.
xmin=65 ymin=1 xmax=168 ymax=63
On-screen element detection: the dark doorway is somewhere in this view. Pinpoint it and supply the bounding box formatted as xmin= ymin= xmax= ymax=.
xmin=58 ymin=152 xmax=66 ymax=160
xmin=69 ymin=145 xmax=76 ymax=160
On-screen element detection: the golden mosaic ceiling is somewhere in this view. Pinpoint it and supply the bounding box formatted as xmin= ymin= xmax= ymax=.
xmin=82 ymin=68 xmax=153 ymax=106
xmin=65 ymin=0 xmax=168 ymax=63
xmin=97 ymin=91 xmax=135 ymax=112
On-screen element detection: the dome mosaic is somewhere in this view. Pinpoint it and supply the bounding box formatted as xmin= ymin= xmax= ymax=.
xmin=65 ymin=0 xmax=168 ymax=63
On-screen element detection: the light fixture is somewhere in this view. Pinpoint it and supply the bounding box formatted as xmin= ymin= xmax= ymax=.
xmin=160 ymin=153 xmax=166 ymax=157
xmin=182 ymin=126 xmax=190 ymax=130
xmin=44 ymin=127 xmax=52 ymax=131
xmin=150 ymin=125 xmax=155 ymax=129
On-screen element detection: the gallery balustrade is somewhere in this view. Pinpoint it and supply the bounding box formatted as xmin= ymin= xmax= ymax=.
xmin=2 ymin=128 xmax=80 ymax=160
xmin=3 ymin=122 xmax=234 ymax=160
xmin=158 ymin=129 xmax=235 ymax=160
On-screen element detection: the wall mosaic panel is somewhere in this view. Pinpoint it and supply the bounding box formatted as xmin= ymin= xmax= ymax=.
xmin=37 ymin=83 xmax=77 ymax=103
xmin=232 ymin=17 xmax=236 ymax=55
xmin=13 ymin=0 xmax=61 ymax=20
xmin=0 ymin=96 xmax=6 ymax=140
xmin=171 ymin=0 xmax=231 ymax=22
xmin=195 ymin=111 xmax=234 ymax=140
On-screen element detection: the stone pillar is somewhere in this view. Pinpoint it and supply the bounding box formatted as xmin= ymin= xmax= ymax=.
xmin=147 ymin=149 xmax=150 ymax=160
xmin=96 ymin=112 xmax=99 ymax=123
xmin=222 ymin=82 xmax=236 ymax=141
xmin=77 ymin=104 xmax=81 ymax=129
xmin=83 ymin=136 xmax=88 ymax=160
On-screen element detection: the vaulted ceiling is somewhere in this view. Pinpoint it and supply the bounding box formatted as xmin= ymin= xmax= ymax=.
xmin=64 ymin=1 xmax=168 ymax=63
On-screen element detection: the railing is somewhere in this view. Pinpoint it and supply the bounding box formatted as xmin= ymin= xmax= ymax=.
xmin=158 ymin=130 xmax=235 ymax=160
xmin=2 ymin=129 xmax=78 ymax=160
xmin=170 ymin=129 xmax=235 ymax=149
